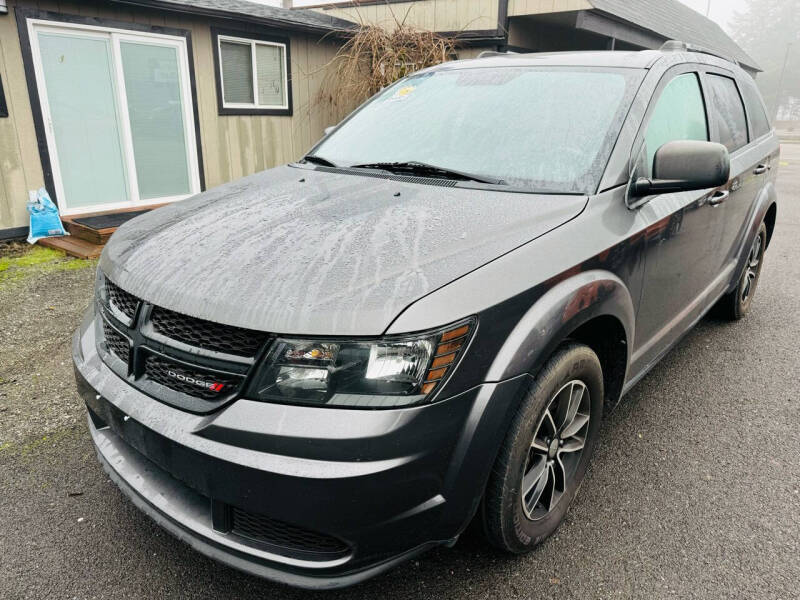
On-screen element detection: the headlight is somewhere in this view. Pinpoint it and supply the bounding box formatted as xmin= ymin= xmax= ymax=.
xmin=246 ymin=319 xmax=474 ymax=408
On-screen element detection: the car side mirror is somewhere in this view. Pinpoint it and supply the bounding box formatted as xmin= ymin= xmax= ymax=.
xmin=629 ymin=140 xmax=730 ymax=200
xmin=324 ymin=125 xmax=336 ymax=136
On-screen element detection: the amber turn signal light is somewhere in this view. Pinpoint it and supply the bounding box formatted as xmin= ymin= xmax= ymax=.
xmin=440 ymin=325 xmax=469 ymax=342
xmin=420 ymin=320 xmax=473 ymax=397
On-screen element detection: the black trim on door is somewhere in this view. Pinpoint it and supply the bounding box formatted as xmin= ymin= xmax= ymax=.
xmin=14 ymin=7 xmax=206 ymax=208
xmin=628 ymin=64 xmax=712 ymax=170
xmin=0 ymin=73 xmax=8 ymax=118
xmin=697 ymin=67 xmax=751 ymax=151
xmin=211 ymin=27 xmax=293 ymax=117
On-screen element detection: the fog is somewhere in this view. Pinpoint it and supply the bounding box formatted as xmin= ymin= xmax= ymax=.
xmin=682 ymin=0 xmax=800 ymax=121
xmin=678 ymin=0 xmax=750 ymax=29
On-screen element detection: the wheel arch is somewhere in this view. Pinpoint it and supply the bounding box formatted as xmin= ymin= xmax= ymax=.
xmin=564 ymin=315 xmax=628 ymax=410
xmin=486 ymin=270 xmax=633 ymax=407
xmin=726 ymin=182 xmax=778 ymax=296
xmin=764 ymin=201 xmax=777 ymax=249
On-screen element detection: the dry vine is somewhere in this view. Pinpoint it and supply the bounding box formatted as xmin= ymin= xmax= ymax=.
xmin=317 ymin=8 xmax=457 ymax=113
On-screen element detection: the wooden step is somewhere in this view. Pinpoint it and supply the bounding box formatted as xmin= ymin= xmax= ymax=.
xmin=38 ymin=235 xmax=103 ymax=259
xmin=61 ymin=203 xmax=166 ymax=245
xmin=64 ymin=219 xmax=115 ymax=245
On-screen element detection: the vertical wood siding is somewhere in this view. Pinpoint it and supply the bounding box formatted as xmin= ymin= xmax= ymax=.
xmin=508 ymin=0 xmax=592 ymax=17
xmin=0 ymin=0 xmax=44 ymax=232
xmin=314 ymin=0 xmax=499 ymax=33
xmin=0 ymin=0 xmax=348 ymax=230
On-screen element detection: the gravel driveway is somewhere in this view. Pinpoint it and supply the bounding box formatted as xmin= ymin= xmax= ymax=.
xmin=1 ymin=146 xmax=798 ymax=600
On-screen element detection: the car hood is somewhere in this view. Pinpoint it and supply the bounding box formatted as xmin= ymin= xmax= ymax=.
xmin=101 ymin=166 xmax=586 ymax=335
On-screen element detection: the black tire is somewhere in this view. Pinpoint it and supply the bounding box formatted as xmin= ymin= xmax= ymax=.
xmin=481 ymin=343 xmax=603 ymax=553
xmin=715 ymin=221 xmax=768 ymax=321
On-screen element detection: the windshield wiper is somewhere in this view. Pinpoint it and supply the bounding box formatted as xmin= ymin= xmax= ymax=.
xmin=349 ymin=161 xmax=504 ymax=185
xmin=301 ymin=154 xmax=339 ymax=168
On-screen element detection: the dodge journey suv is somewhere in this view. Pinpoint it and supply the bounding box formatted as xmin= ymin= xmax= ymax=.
xmin=73 ymin=44 xmax=779 ymax=589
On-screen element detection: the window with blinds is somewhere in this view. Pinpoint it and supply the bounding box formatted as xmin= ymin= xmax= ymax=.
xmin=220 ymin=41 xmax=253 ymax=104
xmin=216 ymin=33 xmax=289 ymax=112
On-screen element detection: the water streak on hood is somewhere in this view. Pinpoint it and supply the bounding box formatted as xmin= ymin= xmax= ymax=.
xmin=101 ymin=166 xmax=587 ymax=335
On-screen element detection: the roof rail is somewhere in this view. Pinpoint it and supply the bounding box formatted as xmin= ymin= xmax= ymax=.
xmin=477 ymin=50 xmax=517 ymax=58
xmin=659 ymin=40 xmax=739 ymax=67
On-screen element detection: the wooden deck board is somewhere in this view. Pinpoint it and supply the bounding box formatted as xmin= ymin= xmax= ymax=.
xmin=60 ymin=202 xmax=165 ymax=245
xmin=64 ymin=220 xmax=115 ymax=245
xmin=38 ymin=235 xmax=103 ymax=259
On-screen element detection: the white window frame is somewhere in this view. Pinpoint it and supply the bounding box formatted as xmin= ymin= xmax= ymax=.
xmin=217 ymin=34 xmax=289 ymax=111
xmin=26 ymin=18 xmax=201 ymax=216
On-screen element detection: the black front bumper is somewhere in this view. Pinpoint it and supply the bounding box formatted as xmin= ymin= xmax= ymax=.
xmin=73 ymin=307 xmax=527 ymax=589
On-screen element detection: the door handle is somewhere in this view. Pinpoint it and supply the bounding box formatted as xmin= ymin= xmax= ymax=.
xmin=708 ymin=190 xmax=729 ymax=206
xmin=753 ymin=164 xmax=768 ymax=175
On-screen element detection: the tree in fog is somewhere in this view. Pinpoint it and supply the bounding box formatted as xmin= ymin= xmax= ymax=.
xmin=729 ymin=0 xmax=800 ymax=120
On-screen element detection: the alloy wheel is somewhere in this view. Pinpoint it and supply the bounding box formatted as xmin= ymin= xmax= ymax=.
xmin=520 ymin=380 xmax=591 ymax=521
xmin=741 ymin=233 xmax=763 ymax=303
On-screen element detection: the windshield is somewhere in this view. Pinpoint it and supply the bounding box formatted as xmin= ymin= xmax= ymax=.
xmin=310 ymin=66 xmax=644 ymax=194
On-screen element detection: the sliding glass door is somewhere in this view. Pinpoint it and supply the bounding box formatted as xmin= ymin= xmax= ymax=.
xmin=29 ymin=21 xmax=200 ymax=215
xmin=119 ymin=39 xmax=193 ymax=201
xmin=36 ymin=31 xmax=130 ymax=210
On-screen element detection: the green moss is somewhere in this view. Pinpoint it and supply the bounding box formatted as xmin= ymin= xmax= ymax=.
xmin=1 ymin=426 xmax=82 ymax=457
xmin=0 ymin=244 xmax=95 ymax=287
xmin=60 ymin=259 xmax=95 ymax=272
xmin=10 ymin=246 xmax=64 ymax=266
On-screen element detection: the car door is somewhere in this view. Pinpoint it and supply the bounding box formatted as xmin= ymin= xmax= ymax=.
xmin=631 ymin=66 xmax=729 ymax=370
xmin=699 ymin=69 xmax=760 ymax=269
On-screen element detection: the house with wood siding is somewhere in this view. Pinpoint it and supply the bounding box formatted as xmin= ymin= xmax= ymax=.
xmin=0 ymin=0 xmax=357 ymax=241
xmin=0 ymin=0 xmax=758 ymax=241
xmin=311 ymin=0 xmax=758 ymax=72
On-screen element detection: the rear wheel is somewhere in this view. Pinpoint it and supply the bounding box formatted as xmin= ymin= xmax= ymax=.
xmin=716 ymin=221 xmax=767 ymax=320
xmin=481 ymin=343 xmax=603 ymax=553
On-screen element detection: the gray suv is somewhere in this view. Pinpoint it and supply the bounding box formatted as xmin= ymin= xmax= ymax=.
xmin=73 ymin=44 xmax=778 ymax=589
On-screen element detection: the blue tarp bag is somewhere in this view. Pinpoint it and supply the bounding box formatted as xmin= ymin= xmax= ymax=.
xmin=26 ymin=187 xmax=67 ymax=244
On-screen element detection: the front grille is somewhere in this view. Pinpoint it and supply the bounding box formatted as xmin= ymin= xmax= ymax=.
xmin=150 ymin=306 xmax=268 ymax=357
xmin=106 ymin=279 xmax=139 ymax=321
xmin=231 ymin=507 xmax=349 ymax=557
xmin=97 ymin=281 xmax=272 ymax=410
xmin=144 ymin=354 xmax=242 ymax=400
xmin=102 ymin=321 xmax=130 ymax=364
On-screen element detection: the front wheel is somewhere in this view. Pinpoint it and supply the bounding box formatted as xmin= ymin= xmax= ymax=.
xmin=715 ymin=221 xmax=768 ymax=320
xmin=481 ymin=343 xmax=603 ymax=553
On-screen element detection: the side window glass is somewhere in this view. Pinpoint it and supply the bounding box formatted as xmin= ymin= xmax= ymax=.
xmin=705 ymin=74 xmax=748 ymax=152
xmin=740 ymin=79 xmax=771 ymax=139
xmin=643 ymin=73 xmax=708 ymax=176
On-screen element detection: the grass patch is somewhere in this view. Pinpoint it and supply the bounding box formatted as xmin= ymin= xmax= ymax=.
xmin=0 ymin=246 xmax=62 ymax=270
xmin=0 ymin=245 xmax=94 ymax=287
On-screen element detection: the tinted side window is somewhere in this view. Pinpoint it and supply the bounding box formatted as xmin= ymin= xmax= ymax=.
xmin=705 ymin=74 xmax=748 ymax=152
xmin=644 ymin=73 xmax=708 ymax=175
xmin=740 ymin=79 xmax=771 ymax=139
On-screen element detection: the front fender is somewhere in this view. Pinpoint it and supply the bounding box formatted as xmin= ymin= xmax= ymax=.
xmin=485 ymin=270 xmax=634 ymax=383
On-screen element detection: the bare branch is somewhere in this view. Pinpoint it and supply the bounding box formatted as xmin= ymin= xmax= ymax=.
xmin=315 ymin=24 xmax=456 ymax=114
